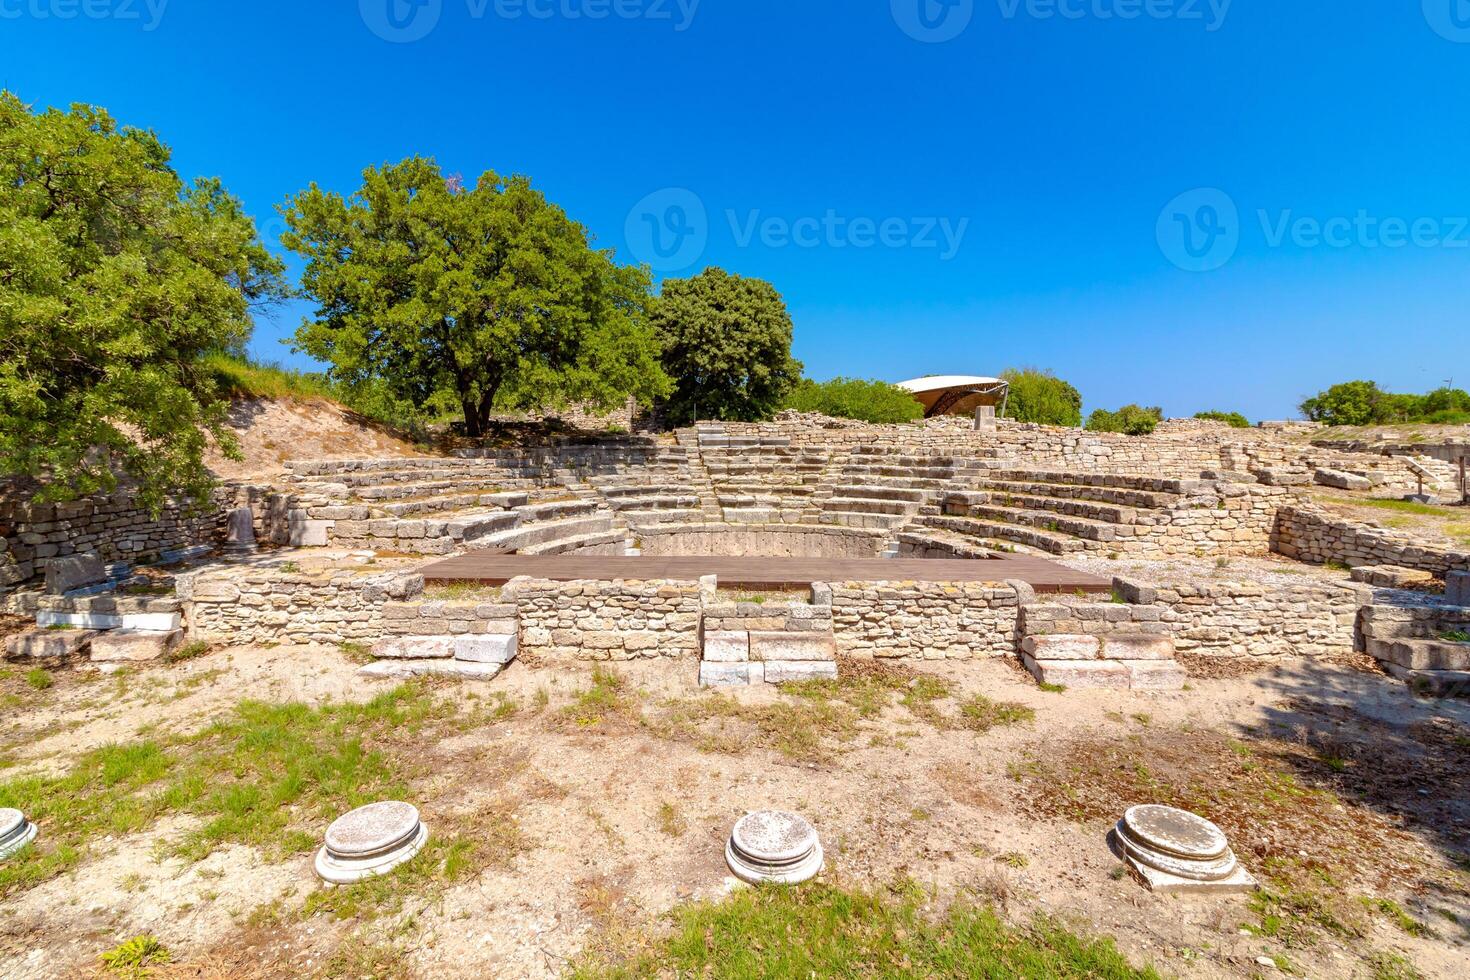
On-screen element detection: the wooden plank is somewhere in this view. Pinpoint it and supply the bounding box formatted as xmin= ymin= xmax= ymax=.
xmin=419 ymin=553 xmax=1110 ymax=593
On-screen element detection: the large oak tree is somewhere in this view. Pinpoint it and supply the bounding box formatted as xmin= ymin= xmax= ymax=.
xmin=282 ymin=158 xmax=670 ymax=437
xmin=0 ymin=92 xmax=285 ymax=512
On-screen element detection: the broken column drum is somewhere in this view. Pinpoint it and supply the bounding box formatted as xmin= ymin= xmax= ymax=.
xmin=1112 ymin=804 xmax=1257 ymax=894
xmin=725 ymin=810 xmax=824 ymax=885
xmin=314 ymin=801 xmax=429 ymax=885
xmin=0 ymin=808 xmax=38 ymax=861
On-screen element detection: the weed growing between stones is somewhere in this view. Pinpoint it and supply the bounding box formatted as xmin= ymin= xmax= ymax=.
xmin=567 ymin=880 xmax=1160 ymax=979
xmin=99 ymin=933 xmax=171 ymax=976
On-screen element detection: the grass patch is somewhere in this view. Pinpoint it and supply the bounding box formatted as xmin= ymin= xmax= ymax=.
xmin=165 ymin=640 xmax=210 ymax=664
xmin=1359 ymin=897 xmax=1435 ymax=938
xmin=24 ymin=668 xmax=52 ymax=691
xmin=99 ymin=934 xmax=171 ymax=976
xmin=203 ymin=352 xmax=336 ymax=402
xmin=1369 ymin=950 xmax=1425 ymax=980
xmin=570 ymin=881 xmax=1159 ymax=979
xmin=0 ymin=683 xmax=479 ymax=897
xmin=1440 ymin=630 xmax=1470 ymax=644
xmin=656 ymin=801 xmax=687 ymax=838
xmin=955 ymin=695 xmax=1035 ymax=733
xmin=561 ymin=667 xmax=639 ymax=729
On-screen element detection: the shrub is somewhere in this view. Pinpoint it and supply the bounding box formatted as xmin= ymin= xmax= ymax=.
xmin=1086 ymin=405 xmax=1163 ymax=436
xmin=1194 ymin=410 xmax=1250 ymax=428
xmin=783 ymin=378 xmax=923 ymax=424
xmin=1000 ymin=368 xmax=1083 ymax=427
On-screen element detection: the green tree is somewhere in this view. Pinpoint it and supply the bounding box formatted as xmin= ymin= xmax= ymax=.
xmin=1194 ymin=410 xmax=1251 ymax=428
xmin=653 ymin=268 xmax=803 ymax=424
xmin=282 ymin=158 xmax=669 ymax=438
xmin=1087 ymin=405 xmax=1163 ymax=436
xmin=1000 ymin=368 xmax=1083 ymax=427
xmin=1299 ymin=380 xmax=1384 ymax=426
xmin=0 ymin=92 xmax=285 ymax=512
xmin=783 ymin=377 xmax=923 ymax=424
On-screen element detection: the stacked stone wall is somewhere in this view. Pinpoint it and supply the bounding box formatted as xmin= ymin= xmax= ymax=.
xmin=180 ymin=566 xmax=422 ymax=646
xmin=508 ymin=577 xmax=702 ymax=661
xmin=1272 ymin=507 xmax=1470 ymax=578
xmin=827 ymin=581 xmax=1020 ymax=659
xmin=1113 ymin=575 xmax=1369 ymax=659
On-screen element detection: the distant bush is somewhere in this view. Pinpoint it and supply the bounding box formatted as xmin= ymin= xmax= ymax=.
xmin=1194 ymin=410 xmax=1251 ymax=428
xmin=1000 ymin=369 xmax=1083 ymax=427
xmin=1086 ymin=404 xmax=1163 ymax=436
xmin=1301 ymin=380 xmax=1470 ymax=426
xmin=783 ymin=378 xmax=924 ymax=424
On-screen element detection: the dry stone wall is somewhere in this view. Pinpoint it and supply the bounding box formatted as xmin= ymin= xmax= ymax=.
xmin=508 ymin=577 xmax=702 ymax=661
xmin=827 ymin=581 xmax=1020 ymax=659
xmin=1113 ymin=575 xmax=1369 ymax=659
xmin=1272 ymin=506 xmax=1470 ymax=578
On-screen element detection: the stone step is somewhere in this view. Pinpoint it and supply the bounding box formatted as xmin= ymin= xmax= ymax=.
xmin=818 ymin=510 xmax=911 ymax=530
xmin=1367 ymin=637 xmax=1470 ymax=672
xmin=833 ymin=485 xmax=929 ymax=503
xmin=90 ymin=628 xmax=183 ymax=664
xmin=519 ymin=529 xmax=629 ymax=556
xmin=519 ymin=499 xmax=598 ymax=522
xmin=468 ymin=515 xmax=615 ymax=552
xmin=37 ymin=607 xmax=182 ymax=631
xmin=946 ymin=502 xmax=1130 ymax=543
xmin=1023 ymin=654 xmax=1185 ymax=691
xmin=894 ymin=530 xmax=1013 ymax=559
xmin=605 ymin=495 xmax=703 ymax=512
xmin=975 ymin=477 xmax=1181 ymax=510
xmin=923 ymin=516 xmax=1089 ymax=555
xmin=379 ymin=490 xmax=529 ymax=517
xmin=359 ymin=659 xmax=507 ymax=681
xmin=1381 ymin=662 xmax=1470 ymax=699
xmin=955 ymin=490 xmax=1139 ymax=525
xmin=5 ymin=628 xmax=98 ymax=662
xmin=818 ymin=496 xmax=915 ymax=516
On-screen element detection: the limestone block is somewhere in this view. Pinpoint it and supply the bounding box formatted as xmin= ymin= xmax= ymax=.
xmin=1448 ymin=571 xmax=1470 ymax=607
xmin=37 ymin=610 xmax=122 ymax=630
xmin=749 ymin=632 xmax=836 ymax=662
xmin=1350 ymin=565 xmax=1435 ymax=589
xmin=5 ymin=629 xmax=98 ymax=661
xmin=1099 ymin=634 xmax=1175 ymax=661
xmin=90 ymin=629 xmax=182 ymax=663
xmin=1314 ymin=469 xmax=1371 ymax=491
xmin=1021 ymin=634 xmax=1101 ymax=661
xmin=359 ymin=659 xmax=505 ymax=680
xmin=1023 ymin=655 xmax=1129 ymax=690
xmin=454 ymin=634 xmax=518 ymax=665
xmin=1123 ymin=660 xmax=1188 ymax=690
xmin=700 ymin=661 xmax=759 ymax=687
xmin=763 ymin=661 xmax=839 ymax=683
xmin=372 ymin=636 xmax=455 ymax=660
xmin=44 ymin=554 xmax=106 ymax=594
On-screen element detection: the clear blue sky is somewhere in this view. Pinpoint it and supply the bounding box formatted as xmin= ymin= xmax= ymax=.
xmin=4 ymin=1 xmax=1468 ymax=419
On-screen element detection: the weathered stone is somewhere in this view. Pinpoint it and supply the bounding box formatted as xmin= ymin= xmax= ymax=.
xmin=371 ymin=636 xmax=456 ymax=660
xmin=1123 ymin=660 xmax=1188 ymax=690
xmin=1021 ymin=634 xmax=1100 ymax=661
xmin=726 ymin=810 xmax=823 ymax=885
xmin=44 ymin=554 xmax=106 ymax=594
xmin=763 ymin=661 xmax=839 ymax=683
xmin=748 ymin=631 xmax=836 ymax=662
xmin=699 ymin=661 xmax=759 ymax=687
xmin=315 ymin=800 xmax=429 ymax=884
xmin=702 ymin=631 xmax=750 ymax=663
xmin=453 ymin=634 xmax=518 ymax=665
xmin=1448 ymin=571 xmax=1470 ymax=606
xmin=4 ymin=629 xmax=98 ymax=662
xmin=89 ymin=629 xmax=182 ymax=663
xmin=358 ymin=659 xmax=505 ymax=680
xmin=1023 ymin=655 xmax=1130 ymax=690
xmin=1099 ymin=634 xmax=1175 ymax=662
xmin=1350 ymin=564 xmax=1435 ymax=589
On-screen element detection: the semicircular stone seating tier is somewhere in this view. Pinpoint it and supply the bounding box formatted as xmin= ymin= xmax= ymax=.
xmin=274 ymin=433 xmax=1268 ymax=561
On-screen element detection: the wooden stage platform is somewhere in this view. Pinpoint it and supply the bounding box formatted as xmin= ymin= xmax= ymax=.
xmin=419 ymin=554 xmax=1111 ymax=593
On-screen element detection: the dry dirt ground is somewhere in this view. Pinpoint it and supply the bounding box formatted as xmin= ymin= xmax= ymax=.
xmin=205 ymin=399 xmax=426 ymax=482
xmin=1 ymin=647 xmax=1467 ymax=979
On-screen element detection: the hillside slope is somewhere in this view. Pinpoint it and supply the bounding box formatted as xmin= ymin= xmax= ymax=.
xmin=207 ymin=397 xmax=426 ymax=481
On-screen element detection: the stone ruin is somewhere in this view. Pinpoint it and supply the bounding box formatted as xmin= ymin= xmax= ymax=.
xmin=1 ymin=416 xmax=1467 ymax=696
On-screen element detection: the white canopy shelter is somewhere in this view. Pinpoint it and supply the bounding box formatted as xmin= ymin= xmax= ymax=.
xmin=897 ymin=376 xmax=1010 ymax=418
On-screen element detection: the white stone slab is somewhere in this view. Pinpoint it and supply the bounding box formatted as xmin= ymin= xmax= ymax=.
xmin=38 ymin=610 xmax=122 ymax=630
xmin=371 ymin=636 xmax=455 ymax=660
xmin=454 ymin=634 xmax=518 ymax=665
xmin=1021 ymin=634 xmax=1101 ymax=661
xmin=763 ymin=661 xmax=839 ymax=684
xmin=703 ymin=631 xmax=751 ymax=663
xmin=699 ymin=661 xmax=759 ymax=687
xmin=358 ymin=659 xmax=505 ymax=680
xmin=90 ymin=629 xmax=182 ymax=663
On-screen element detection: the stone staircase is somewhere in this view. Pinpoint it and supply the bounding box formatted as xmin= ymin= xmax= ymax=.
xmin=1359 ymin=599 xmax=1470 ymax=698
xmin=696 ymin=592 xmax=838 ymax=687
xmin=1017 ymin=600 xmax=1186 ymax=691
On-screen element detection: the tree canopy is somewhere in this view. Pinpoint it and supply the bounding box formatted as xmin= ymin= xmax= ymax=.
xmin=1301 ymin=380 xmax=1470 ymax=426
xmin=1000 ymin=368 xmax=1083 ymax=427
xmin=784 ymin=377 xmax=924 ymax=424
xmin=282 ymin=158 xmax=669 ymax=437
xmin=653 ymin=268 xmax=802 ymax=425
xmin=1086 ymin=404 xmax=1163 ymax=436
xmin=0 ymin=92 xmax=285 ymax=512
